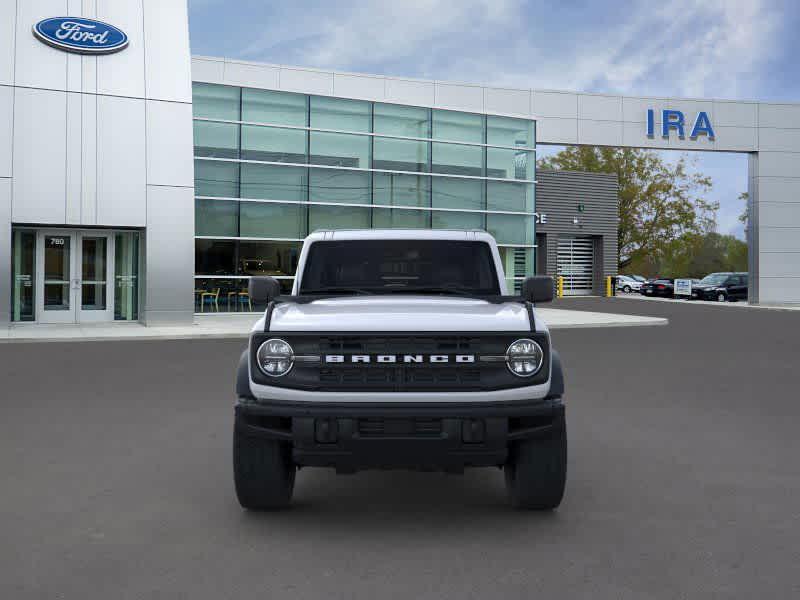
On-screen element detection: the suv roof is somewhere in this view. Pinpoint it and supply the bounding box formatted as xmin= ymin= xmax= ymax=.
xmin=305 ymin=229 xmax=498 ymax=243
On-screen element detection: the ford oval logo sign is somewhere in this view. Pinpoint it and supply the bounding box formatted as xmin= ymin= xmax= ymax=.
xmin=32 ymin=17 xmax=128 ymax=55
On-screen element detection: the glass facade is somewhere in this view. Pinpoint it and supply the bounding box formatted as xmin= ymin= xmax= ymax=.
xmin=192 ymin=83 xmax=537 ymax=308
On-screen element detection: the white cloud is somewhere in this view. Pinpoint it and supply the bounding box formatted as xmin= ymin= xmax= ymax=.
xmin=231 ymin=0 xmax=781 ymax=99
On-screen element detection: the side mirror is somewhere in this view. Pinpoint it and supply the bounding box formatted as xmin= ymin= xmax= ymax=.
xmin=521 ymin=276 xmax=554 ymax=303
xmin=248 ymin=276 xmax=282 ymax=304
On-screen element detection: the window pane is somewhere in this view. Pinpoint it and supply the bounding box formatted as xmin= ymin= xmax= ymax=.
xmin=499 ymin=246 xmax=535 ymax=293
xmin=194 ymin=160 xmax=239 ymax=197
xmin=195 ymin=199 xmax=238 ymax=237
xmin=192 ymin=83 xmax=240 ymax=120
xmin=11 ymin=230 xmax=35 ymax=322
xmin=241 ymin=125 xmax=306 ymax=163
xmin=487 ymin=181 xmax=534 ymax=212
xmin=373 ymin=137 xmax=428 ymax=172
xmin=242 ymin=88 xmax=306 ymax=126
xmin=431 ymin=142 xmax=483 ymax=176
xmin=309 ymin=205 xmax=370 ymax=230
xmin=432 ymin=210 xmax=483 ymax=230
xmin=487 ymin=214 xmax=533 ymax=245
xmin=310 ymin=96 xmax=370 ymax=131
xmin=239 ymin=241 xmax=301 ymax=277
xmin=195 ymin=240 xmax=236 ymax=275
xmin=240 ymin=164 xmax=307 ymax=201
xmin=372 ymin=208 xmax=430 ymax=228
xmin=193 ymin=121 xmax=239 ymax=158
xmin=432 ymin=110 xmax=484 ymax=143
xmin=486 ymin=148 xmax=533 ymax=179
xmin=239 ymin=201 xmax=306 ymax=238
xmin=310 ymin=132 xmax=369 ymax=168
xmin=374 ymin=103 xmax=429 ymax=137
xmin=309 ymin=169 xmax=370 ymax=204
xmin=114 ymin=232 xmax=139 ymax=321
xmin=431 ymin=177 xmax=483 ymax=210
xmin=486 ymin=116 xmax=534 ymax=147
xmin=373 ymin=173 xmax=430 ymax=207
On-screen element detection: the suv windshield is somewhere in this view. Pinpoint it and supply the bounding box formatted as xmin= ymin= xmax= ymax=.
xmin=299 ymin=240 xmax=501 ymax=296
xmin=699 ymin=273 xmax=729 ymax=285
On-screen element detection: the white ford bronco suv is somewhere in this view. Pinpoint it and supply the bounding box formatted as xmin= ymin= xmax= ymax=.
xmin=234 ymin=229 xmax=566 ymax=510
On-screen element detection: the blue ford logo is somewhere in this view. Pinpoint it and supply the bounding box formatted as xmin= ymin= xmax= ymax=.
xmin=33 ymin=17 xmax=128 ymax=54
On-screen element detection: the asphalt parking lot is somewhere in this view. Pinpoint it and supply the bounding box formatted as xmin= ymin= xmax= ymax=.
xmin=2 ymin=298 xmax=799 ymax=599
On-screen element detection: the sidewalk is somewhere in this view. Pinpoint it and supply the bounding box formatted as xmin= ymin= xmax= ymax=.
xmin=1 ymin=308 xmax=667 ymax=343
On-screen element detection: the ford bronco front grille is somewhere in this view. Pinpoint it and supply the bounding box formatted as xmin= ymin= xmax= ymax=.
xmin=250 ymin=333 xmax=550 ymax=392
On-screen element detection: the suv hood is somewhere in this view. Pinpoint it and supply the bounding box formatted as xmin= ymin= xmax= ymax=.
xmin=254 ymin=296 xmax=544 ymax=333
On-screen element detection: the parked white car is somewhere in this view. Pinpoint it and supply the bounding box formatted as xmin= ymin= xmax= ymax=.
xmin=616 ymin=275 xmax=643 ymax=293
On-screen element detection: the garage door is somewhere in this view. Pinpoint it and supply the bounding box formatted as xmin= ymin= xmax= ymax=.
xmin=557 ymin=236 xmax=594 ymax=296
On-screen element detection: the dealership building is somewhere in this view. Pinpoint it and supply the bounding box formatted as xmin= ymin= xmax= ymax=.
xmin=2 ymin=2 xmax=800 ymax=327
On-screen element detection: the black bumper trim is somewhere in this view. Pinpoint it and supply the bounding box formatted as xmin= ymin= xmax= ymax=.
xmin=235 ymin=396 xmax=563 ymax=418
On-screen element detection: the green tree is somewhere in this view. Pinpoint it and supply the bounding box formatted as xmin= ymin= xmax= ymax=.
xmin=538 ymin=147 xmax=717 ymax=271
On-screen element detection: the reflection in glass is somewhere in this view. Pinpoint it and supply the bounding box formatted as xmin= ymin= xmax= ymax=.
xmin=44 ymin=235 xmax=71 ymax=311
xmin=114 ymin=232 xmax=139 ymax=321
xmin=373 ymin=137 xmax=428 ymax=172
xmin=239 ymin=201 xmax=307 ymax=238
xmin=310 ymin=132 xmax=369 ymax=168
xmin=431 ymin=177 xmax=483 ymax=210
xmin=192 ymin=83 xmax=240 ymax=121
xmin=432 ymin=210 xmax=483 ymax=230
xmin=432 ymin=110 xmax=484 ymax=143
xmin=487 ymin=116 xmax=534 ymax=148
xmin=309 ymin=169 xmax=371 ymax=204
xmin=239 ymin=241 xmax=301 ymax=277
xmin=194 ymin=160 xmax=239 ymax=198
xmin=487 ymin=214 xmax=533 ymax=245
xmin=431 ymin=142 xmax=483 ymax=176
xmin=196 ymin=199 xmax=238 ymax=237
xmin=372 ymin=208 xmax=429 ymax=228
xmin=193 ymin=121 xmax=239 ymax=159
xmin=311 ymin=96 xmax=370 ymax=131
xmin=374 ymin=103 xmax=429 ymax=137
xmin=81 ymin=237 xmax=107 ymax=310
xmin=242 ymin=88 xmax=306 ymax=126
xmin=309 ymin=205 xmax=370 ymax=230
xmin=486 ymin=148 xmax=532 ymax=180
xmin=11 ymin=230 xmax=35 ymax=321
xmin=487 ymin=181 xmax=533 ymax=212
xmin=373 ymin=173 xmax=430 ymax=207
xmin=241 ymin=125 xmax=306 ymax=163
xmin=240 ymin=164 xmax=307 ymax=201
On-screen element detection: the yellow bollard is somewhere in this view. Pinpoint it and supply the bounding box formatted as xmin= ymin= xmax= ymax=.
xmin=557 ymin=276 xmax=564 ymax=298
xmin=606 ymin=276 xmax=612 ymax=297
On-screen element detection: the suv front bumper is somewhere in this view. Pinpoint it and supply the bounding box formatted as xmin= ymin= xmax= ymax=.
xmin=235 ymin=396 xmax=564 ymax=473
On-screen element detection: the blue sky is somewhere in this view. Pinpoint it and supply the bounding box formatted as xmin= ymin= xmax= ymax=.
xmin=188 ymin=0 xmax=800 ymax=239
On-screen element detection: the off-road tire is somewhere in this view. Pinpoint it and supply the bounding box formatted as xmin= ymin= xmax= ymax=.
xmin=234 ymin=426 xmax=295 ymax=510
xmin=504 ymin=417 xmax=567 ymax=510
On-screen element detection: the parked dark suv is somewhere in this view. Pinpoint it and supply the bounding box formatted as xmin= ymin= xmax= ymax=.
xmin=691 ymin=272 xmax=749 ymax=302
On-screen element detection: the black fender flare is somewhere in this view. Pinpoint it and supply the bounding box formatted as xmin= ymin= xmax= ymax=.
xmin=548 ymin=348 xmax=565 ymax=398
xmin=236 ymin=349 xmax=254 ymax=399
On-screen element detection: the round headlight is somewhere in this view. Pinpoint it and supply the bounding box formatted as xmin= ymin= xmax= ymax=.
xmin=256 ymin=338 xmax=294 ymax=377
xmin=506 ymin=338 xmax=544 ymax=377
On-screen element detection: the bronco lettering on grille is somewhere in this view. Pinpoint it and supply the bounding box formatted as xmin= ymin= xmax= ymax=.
xmin=324 ymin=354 xmax=476 ymax=364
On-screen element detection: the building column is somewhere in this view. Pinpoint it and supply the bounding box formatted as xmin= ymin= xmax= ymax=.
xmin=748 ymin=150 xmax=800 ymax=304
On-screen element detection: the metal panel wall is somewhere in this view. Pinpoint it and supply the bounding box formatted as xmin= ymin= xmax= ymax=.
xmin=536 ymin=170 xmax=619 ymax=294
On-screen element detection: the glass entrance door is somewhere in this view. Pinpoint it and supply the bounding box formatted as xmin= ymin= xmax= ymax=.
xmin=37 ymin=232 xmax=75 ymax=323
xmin=78 ymin=232 xmax=113 ymax=322
xmin=35 ymin=231 xmax=114 ymax=323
